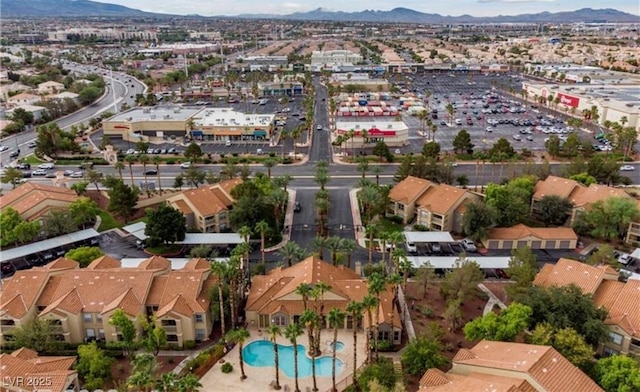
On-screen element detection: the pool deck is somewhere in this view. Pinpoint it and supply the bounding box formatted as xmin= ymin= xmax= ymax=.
xmin=200 ymin=329 xmax=366 ymax=392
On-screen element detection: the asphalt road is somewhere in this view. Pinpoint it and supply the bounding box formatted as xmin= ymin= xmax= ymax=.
xmin=309 ymin=78 xmax=332 ymax=162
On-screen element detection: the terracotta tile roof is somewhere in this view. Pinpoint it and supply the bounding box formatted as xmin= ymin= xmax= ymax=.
xmin=416 ymin=184 xmax=474 ymax=215
xmin=594 ymin=279 xmax=640 ymax=337
xmin=0 ymin=348 xmax=76 ymax=392
xmin=101 ymin=287 xmax=144 ymax=316
xmin=0 ymin=182 xmax=77 ymax=218
xmin=533 ymin=176 xmax=579 ymax=200
xmin=572 ymin=184 xmax=632 ymax=208
xmin=173 ymin=199 xmax=193 ymax=215
xmin=156 ymin=294 xmax=194 ymax=317
xmin=534 ymin=258 xmax=612 ymax=295
xmin=85 ymin=255 xmax=122 ymax=269
xmin=218 ymin=178 xmax=242 ymax=196
xmin=247 ymin=256 xmax=401 ymax=328
xmin=0 ymin=270 xmax=50 ymax=318
xmin=183 ymin=258 xmax=211 ymax=270
xmin=167 ymin=179 xmax=241 ymax=218
xmin=137 ymin=255 xmax=171 ymax=271
xmin=487 ymin=224 xmax=578 ymax=241
xmin=389 ymin=176 xmax=432 ymax=204
xmin=145 ymin=270 xmax=212 ymax=316
xmin=453 ymin=340 xmax=603 ymax=392
xmin=418 ymin=370 xmax=532 ymax=392
xmin=41 ymin=257 xmax=79 ymax=270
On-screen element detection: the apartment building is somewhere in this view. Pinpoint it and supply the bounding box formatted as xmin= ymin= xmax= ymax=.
xmin=483 ymin=224 xmax=578 ymax=250
xmin=0 ymin=182 xmax=78 ymax=222
xmin=0 ymin=348 xmax=79 ymax=392
xmin=388 ymin=176 xmax=480 ymax=228
xmin=419 ymin=340 xmax=603 ymax=392
xmin=166 ymin=179 xmax=241 ymax=233
xmin=246 ymin=256 xmax=402 ymax=344
xmin=534 ymin=258 xmax=640 ymax=357
xmin=0 ymin=256 xmax=217 ymax=348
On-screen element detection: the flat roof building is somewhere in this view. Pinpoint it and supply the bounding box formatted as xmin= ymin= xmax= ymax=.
xmin=102 ymin=106 xmax=203 ymax=142
xmin=192 ymin=108 xmax=275 ymax=141
xmin=335 ymin=120 xmax=409 ymax=148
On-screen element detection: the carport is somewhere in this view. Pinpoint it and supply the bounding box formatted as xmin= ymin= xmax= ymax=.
xmin=122 ymin=222 xmax=243 ymax=245
xmin=406 ymin=256 xmax=511 ymax=270
xmin=0 ymin=228 xmax=100 ymax=263
xmin=121 ymin=258 xmax=230 ymax=270
xmin=403 ymin=232 xmax=455 ymax=244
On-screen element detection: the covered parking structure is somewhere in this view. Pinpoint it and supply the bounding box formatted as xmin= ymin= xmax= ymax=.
xmin=407 ymin=256 xmax=511 ymax=273
xmin=403 ymin=232 xmax=455 ymax=244
xmin=0 ymin=228 xmax=100 ymax=268
xmin=122 ymin=222 xmax=243 ymax=245
xmin=121 ymin=258 xmax=230 ymax=270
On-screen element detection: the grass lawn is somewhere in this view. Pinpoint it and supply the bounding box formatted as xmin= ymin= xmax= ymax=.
xmin=97 ymin=210 xmax=119 ymax=232
xmin=20 ymin=155 xmax=45 ymax=164
xmin=376 ymin=217 xmax=404 ymax=233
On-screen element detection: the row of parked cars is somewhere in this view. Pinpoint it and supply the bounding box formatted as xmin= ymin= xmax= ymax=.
xmin=0 ymin=237 xmax=100 ymax=278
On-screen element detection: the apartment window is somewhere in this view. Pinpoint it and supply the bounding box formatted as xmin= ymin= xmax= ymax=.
xmin=83 ymin=313 xmax=93 ymax=323
xmin=398 ymin=203 xmax=405 ymax=211
xmin=98 ymin=329 xmax=105 ymax=340
xmin=85 ymin=328 xmax=95 ymax=338
xmin=219 ymin=213 xmax=227 ymax=220
xmin=603 ymin=346 xmax=619 ymax=357
xmin=167 ymin=334 xmax=179 ymax=342
xmin=161 ymin=319 xmax=177 ymax=327
xmin=259 ymin=314 xmax=269 ymax=328
xmin=96 ymin=313 xmax=102 ymax=323
xmin=194 ymin=314 xmax=204 ymax=323
xmin=195 ymin=329 xmax=205 ymax=342
xmin=609 ymin=331 xmax=623 ymax=345
xmin=272 ymin=315 xmax=287 ymax=327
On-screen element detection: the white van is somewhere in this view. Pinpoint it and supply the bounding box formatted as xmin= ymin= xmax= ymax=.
xmin=405 ymin=241 xmax=417 ymax=253
xmin=455 ymin=119 xmax=462 ymax=126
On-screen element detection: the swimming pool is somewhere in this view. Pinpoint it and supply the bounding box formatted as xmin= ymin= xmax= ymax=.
xmin=329 ymin=341 xmax=345 ymax=352
xmin=243 ymin=340 xmax=344 ymax=378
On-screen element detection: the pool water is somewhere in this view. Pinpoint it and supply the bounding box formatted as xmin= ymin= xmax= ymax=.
xmin=243 ymin=340 xmax=344 ymax=378
xmin=329 ymin=341 xmax=345 ymax=352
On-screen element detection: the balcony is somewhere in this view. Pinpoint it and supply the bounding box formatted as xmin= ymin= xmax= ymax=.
xmin=0 ymin=325 xmax=16 ymax=333
xmin=163 ymin=325 xmax=178 ymax=332
xmin=629 ymin=342 xmax=640 ymax=355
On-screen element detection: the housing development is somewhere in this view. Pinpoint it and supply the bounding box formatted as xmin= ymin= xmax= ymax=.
xmin=0 ymin=2 xmax=640 ymax=392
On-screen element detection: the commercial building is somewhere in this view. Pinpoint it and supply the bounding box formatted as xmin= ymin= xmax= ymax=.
xmin=237 ymin=55 xmax=288 ymax=71
xmin=534 ymin=258 xmax=640 ymax=357
xmin=245 ymin=256 xmax=402 ymax=345
xmin=166 ymin=179 xmax=242 ymax=233
xmin=419 ymin=340 xmax=603 ymax=392
xmin=191 ymin=108 xmax=275 ymax=141
xmin=335 ymin=120 xmax=408 ymax=148
xmin=310 ymin=50 xmax=363 ymax=72
xmin=0 ymin=256 xmax=217 ymax=348
xmin=102 ymin=106 xmax=203 ymax=142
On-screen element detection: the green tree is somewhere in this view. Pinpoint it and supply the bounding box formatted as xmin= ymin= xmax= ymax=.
xmin=506 ymin=246 xmax=538 ymax=298
xmin=328 ymin=308 xmax=345 ymax=392
xmin=576 ymin=197 xmax=640 ymax=240
xmin=462 ymin=201 xmax=496 ymax=241
xmin=76 ymin=342 xmax=115 ymax=390
xmin=535 ymin=195 xmax=572 ymax=226
xmin=586 ymin=244 xmax=618 ymax=267
xmin=108 ymin=180 xmax=139 ymax=223
xmin=463 ymin=303 xmax=532 ymax=342
xmin=267 ymin=324 xmax=282 ymax=390
xmin=1 ymin=167 xmax=24 ymax=188
xmin=0 ymin=207 xmax=39 ymax=246
xmin=527 ymin=324 xmax=595 ymax=370
xmin=71 ymin=181 xmax=89 ymax=196
xmin=452 ymin=129 xmax=474 ymax=154
xmin=284 ymin=323 xmax=304 ymax=392
xmin=545 ymin=135 xmax=562 ymax=158
xmin=358 ymin=357 xmax=397 ymax=391
xmin=401 ymin=336 xmax=447 ymax=376
xmin=394 ymin=155 xmax=413 ymax=182
xmin=372 ymin=141 xmax=392 ymax=162
xmin=570 ymin=172 xmax=597 ymax=186
xmin=440 ymin=257 xmax=484 ymax=303
xmin=421 ymin=141 xmax=441 ymax=159
xmin=595 ymin=355 xmax=640 ymax=392
xmin=184 ymin=142 xmax=203 ymax=162
xmin=484 ymin=177 xmax=534 ymax=227
xmin=69 ymin=196 xmax=100 ymax=228
xmin=144 ymin=203 xmax=186 ymax=245
xmin=85 ymin=168 xmax=103 ymax=192
xmin=43 ymin=210 xmax=76 ymax=236
xmin=226 ymin=328 xmax=250 ymax=380
xmin=10 ymin=318 xmax=56 ymax=353
xmin=65 ymin=246 xmax=104 ymax=267
xmin=489 ymin=137 xmax=516 ymax=158
xmin=183 ymin=167 xmax=206 ymax=188
xmin=139 ymin=316 xmax=167 ymax=356
xmin=109 ymin=309 xmax=138 ymax=359
xmin=346 ymin=301 xmax=364 ymax=388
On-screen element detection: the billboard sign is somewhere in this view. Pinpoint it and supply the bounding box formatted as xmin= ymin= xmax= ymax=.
xmin=557 ymin=92 xmax=579 ymax=108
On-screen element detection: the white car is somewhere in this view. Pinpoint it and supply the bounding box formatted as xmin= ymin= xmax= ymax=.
xmin=461 ymin=239 xmax=477 ymax=252
xmin=620 ymin=165 xmax=635 ymax=171
xmin=225 ymin=140 xmax=232 ymax=147
xmin=0 ymin=145 xmax=9 ymax=152
xmin=617 ymin=253 xmax=631 ymax=265
xmin=405 ymin=242 xmax=417 ymax=253
xmin=180 ymin=161 xmax=192 ymax=169
xmin=38 ymin=163 xmax=54 ymax=169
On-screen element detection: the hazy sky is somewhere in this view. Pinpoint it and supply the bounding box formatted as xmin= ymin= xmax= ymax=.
xmin=93 ymin=0 xmax=640 ymax=17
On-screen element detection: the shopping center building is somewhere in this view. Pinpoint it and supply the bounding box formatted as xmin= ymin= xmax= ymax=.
xmin=335 ymin=120 xmax=409 ymax=148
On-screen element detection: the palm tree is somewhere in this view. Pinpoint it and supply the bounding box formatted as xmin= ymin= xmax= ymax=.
xmin=367 ymin=273 xmax=386 ymax=362
xmin=263 ymin=158 xmax=276 ymax=178
xmin=279 ymin=241 xmax=303 ymax=267
xmin=273 ymin=175 xmax=293 ymax=192
xmin=347 ymin=129 xmax=356 ymax=159
xmin=255 ymin=220 xmax=269 ymax=267
xmin=267 ymin=324 xmax=282 ymax=390
xmin=386 ymin=273 xmax=403 ymax=346
xmin=155 ymin=372 xmax=177 ymax=392
xmin=327 ymin=308 xmax=345 ymax=392
xmin=177 ymin=373 xmax=202 ymax=392
xmin=371 ymin=165 xmax=383 ymax=186
xmin=312 ymin=282 xmax=332 ymax=356
xmin=365 ymin=223 xmax=378 ymax=265
xmin=226 ymin=328 xmax=250 ymax=380
xmin=210 ymin=261 xmax=228 ymax=338
xmin=361 ymin=294 xmax=378 ymax=364
xmin=226 ymin=256 xmax=242 ymax=328
xmin=299 ymin=309 xmax=319 ymax=391
xmin=357 ymin=157 xmax=369 ymax=179
xmin=284 ymin=323 xmax=304 ymax=392
xmin=152 ymin=155 xmax=162 ymax=194
xmin=115 ymin=161 xmax=125 ymax=181
xmin=125 ymin=154 xmax=136 ymax=186
xmin=345 ymin=301 xmax=363 ymax=388
xmin=326 ymin=236 xmax=342 ymax=266
xmin=417 ymin=110 xmax=428 ymax=138
xmin=309 ymin=236 xmax=326 ymax=258
xmin=339 ymin=238 xmax=357 ymax=268
xmin=140 ymin=154 xmax=150 ymax=195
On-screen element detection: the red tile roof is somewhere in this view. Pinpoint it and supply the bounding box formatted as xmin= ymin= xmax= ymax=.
xmin=487 ymin=224 xmax=578 ymax=241
xmin=389 ymin=176 xmax=432 ymax=204
xmin=0 ymin=348 xmax=77 ymax=392
xmin=534 ymin=258 xmax=612 ymax=294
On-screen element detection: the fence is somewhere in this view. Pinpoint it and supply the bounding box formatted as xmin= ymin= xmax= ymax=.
xmin=326 ymin=361 xmax=368 ymax=392
xmin=396 ymin=286 xmax=416 ymax=341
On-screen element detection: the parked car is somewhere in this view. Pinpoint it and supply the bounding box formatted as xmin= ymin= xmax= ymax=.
xmin=617 ymin=253 xmax=632 ymax=265
xmin=461 ymin=239 xmax=477 ymax=252
xmin=225 ymin=140 xmax=232 ymax=147
xmin=0 ymin=145 xmax=8 ymax=152
xmin=70 ymin=171 xmax=84 ymax=178
xmin=39 ymin=162 xmax=54 ymax=169
xmin=405 ymin=241 xmax=417 ymax=253
xmin=17 ymin=163 xmax=31 ymax=170
xmin=294 ymin=201 xmax=301 ymax=213
xmin=32 ymin=169 xmax=47 ymax=176
xmin=180 ymin=161 xmax=192 ymax=169
xmin=9 ymin=150 xmax=20 ymax=158
xmin=0 ymin=261 xmax=16 ymax=278
xmin=431 ymin=243 xmax=442 ymax=253
xmin=620 ymin=165 xmax=635 ymax=171
xmin=27 ymin=141 xmax=37 ymax=148
xmin=144 ymin=169 xmax=158 ymax=175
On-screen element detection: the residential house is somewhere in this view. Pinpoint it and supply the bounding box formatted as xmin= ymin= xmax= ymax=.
xmin=534 ymin=258 xmax=640 ymax=356
xmin=482 ymin=224 xmax=578 ymax=250
xmin=387 ymin=176 xmax=433 ymax=224
xmin=531 ymin=176 xmax=640 ymax=243
xmin=415 ymin=183 xmax=481 ymax=233
xmin=166 ymin=178 xmax=241 ymax=233
xmin=245 ymin=256 xmax=403 ymax=344
xmin=7 ymin=93 xmax=41 ymax=107
xmin=0 ymin=182 xmax=78 ymax=222
xmin=0 ymin=348 xmax=79 ymax=392
xmin=418 ymin=340 xmax=603 ymax=392
xmin=37 ymin=81 xmax=65 ymax=95
xmin=0 ymin=256 xmax=217 ymax=348
xmin=53 ymin=91 xmax=79 ymax=101
xmin=9 ymin=104 xmax=48 ymax=122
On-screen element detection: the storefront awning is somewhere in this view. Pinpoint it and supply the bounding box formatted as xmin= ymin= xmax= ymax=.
xmin=191 ymin=130 xmax=203 ymax=136
xmin=253 ymin=130 xmax=267 ymax=137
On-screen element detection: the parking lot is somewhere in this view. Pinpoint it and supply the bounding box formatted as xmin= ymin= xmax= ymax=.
xmin=92 ymin=94 xmax=311 ymax=157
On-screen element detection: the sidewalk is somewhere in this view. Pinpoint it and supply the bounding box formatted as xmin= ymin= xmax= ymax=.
xmin=264 ymin=189 xmax=296 ymax=252
xmin=478 ymin=283 xmax=507 ymax=315
xmin=348 ymin=188 xmax=366 ymax=248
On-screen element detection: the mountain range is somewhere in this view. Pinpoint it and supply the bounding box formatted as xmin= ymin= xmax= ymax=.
xmin=1 ymin=0 xmax=638 ymax=23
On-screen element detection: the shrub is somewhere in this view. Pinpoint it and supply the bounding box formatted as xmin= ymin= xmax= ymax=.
xmin=269 ymin=152 xmax=276 ymax=157
xmin=168 ymin=357 xmax=174 ymax=364
xmin=413 ymin=224 xmax=429 ymax=231
xmin=421 ymin=306 xmax=433 ymax=317
xmin=377 ymin=340 xmax=394 ymax=352
xmin=387 ymin=215 xmax=404 ymax=224
xmin=166 ymin=159 xmax=175 ymax=165
xmin=184 ymin=340 xmax=196 ymax=350
xmin=202 ymin=158 xmax=212 ymax=164
xmin=221 ymin=362 xmax=233 ymax=373
xmin=232 ymin=153 xmax=238 ymax=157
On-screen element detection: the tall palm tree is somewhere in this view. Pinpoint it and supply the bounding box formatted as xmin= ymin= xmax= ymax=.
xmin=309 ymin=236 xmax=326 ymax=258
xmin=386 ymin=273 xmax=403 ymax=346
xmin=226 ymin=328 xmax=250 ymax=380
xmin=361 ymin=294 xmax=378 ymax=364
xmin=339 ymin=238 xmax=357 ymax=268
xmin=115 ymin=161 xmax=125 ymax=181
xmin=263 ymin=158 xmax=276 ymax=178
xmin=177 ymin=373 xmax=202 ymax=392
xmin=299 ymin=309 xmax=319 ymax=392
xmin=255 ymin=220 xmax=269 ymax=267
xmin=279 ymin=241 xmax=303 ymax=267
xmin=152 ymin=155 xmax=162 ymax=194
xmin=125 ymin=154 xmax=136 ymax=186
xmin=155 ymin=372 xmax=177 ymax=392
xmin=267 ymin=324 xmax=282 ymax=390
xmin=140 ymin=154 xmax=150 ymax=195
xmin=284 ymin=323 xmax=304 ymax=392
xmin=327 ymin=308 xmax=345 ymax=392
xmin=210 ymin=261 xmax=228 ymax=338
xmin=379 ymin=231 xmax=390 ymax=265
xmin=226 ymin=255 xmax=242 ymax=328
xmin=326 ymin=236 xmax=342 ymax=266
xmin=367 ymin=273 xmax=386 ymax=362
xmin=365 ymin=223 xmax=378 ymax=265
xmin=295 ymin=283 xmax=313 ymax=311
xmin=371 ymin=165 xmax=383 ymax=185
xmin=357 ymin=157 xmax=369 ymax=179
xmin=273 ymin=175 xmax=293 ymax=192
xmin=312 ymin=282 xmax=332 ymax=356
xmin=345 ymin=301 xmax=363 ymax=388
